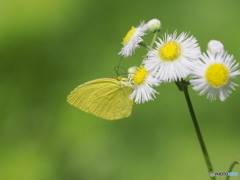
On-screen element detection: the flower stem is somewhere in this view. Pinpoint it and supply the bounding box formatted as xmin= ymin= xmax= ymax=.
xmin=139 ymin=42 xmax=151 ymax=51
xmin=226 ymin=161 xmax=239 ymax=180
xmin=180 ymin=80 xmax=216 ymax=180
xmin=150 ymin=31 xmax=158 ymax=49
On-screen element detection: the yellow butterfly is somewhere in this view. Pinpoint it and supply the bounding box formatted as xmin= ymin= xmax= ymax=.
xmin=67 ymin=76 xmax=133 ymax=120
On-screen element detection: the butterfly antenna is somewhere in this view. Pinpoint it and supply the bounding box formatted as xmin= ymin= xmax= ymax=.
xmin=114 ymin=66 xmax=128 ymax=76
xmin=114 ymin=56 xmax=124 ymax=75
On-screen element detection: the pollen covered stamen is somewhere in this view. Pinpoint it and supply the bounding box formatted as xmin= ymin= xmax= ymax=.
xmin=205 ymin=63 xmax=229 ymax=88
xmin=122 ymin=26 xmax=136 ymax=44
xmin=158 ymin=40 xmax=181 ymax=61
xmin=132 ymin=65 xmax=148 ymax=85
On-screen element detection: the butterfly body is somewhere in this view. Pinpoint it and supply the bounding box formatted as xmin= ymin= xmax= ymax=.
xmin=67 ymin=76 xmax=133 ymax=120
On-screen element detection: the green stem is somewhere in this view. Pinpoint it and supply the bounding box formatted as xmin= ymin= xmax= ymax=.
xmin=226 ymin=161 xmax=239 ymax=180
xmin=179 ymin=80 xmax=216 ymax=180
xmin=139 ymin=42 xmax=151 ymax=51
xmin=150 ymin=31 xmax=158 ymax=49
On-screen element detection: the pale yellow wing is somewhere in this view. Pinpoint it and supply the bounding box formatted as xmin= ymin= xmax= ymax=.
xmin=67 ymin=77 xmax=133 ymax=120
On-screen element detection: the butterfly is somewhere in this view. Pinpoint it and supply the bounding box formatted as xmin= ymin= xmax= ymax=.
xmin=67 ymin=76 xmax=133 ymax=120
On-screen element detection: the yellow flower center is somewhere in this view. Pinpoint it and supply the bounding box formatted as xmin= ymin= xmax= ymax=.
xmin=205 ymin=63 xmax=229 ymax=88
xmin=158 ymin=41 xmax=181 ymax=61
xmin=121 ymin=26 xmax=136 ymax=44
xmin=132 ymin=65 xmax=148 ymax=85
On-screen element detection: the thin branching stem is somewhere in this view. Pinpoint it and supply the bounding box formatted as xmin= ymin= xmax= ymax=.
xmin=226 ymin=161 xmax=239 ymax=180
xmin=179 ymin=80 xmax=216 ymax=180
xmin=139 ymin=42 xmax=151 ymax=51
xmin=150 ymin=31 xmax=158 ymax=49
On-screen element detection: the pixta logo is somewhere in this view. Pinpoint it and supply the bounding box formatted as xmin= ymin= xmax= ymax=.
xmin=210 ymin=171 xmax=238 ymax=177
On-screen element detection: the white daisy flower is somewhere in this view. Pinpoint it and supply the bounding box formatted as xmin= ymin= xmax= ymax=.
xmin=119 ymin=22 xmax=147 ymax=57
xmin=190 ymin=50 xmax=240 ymax=101
xmin=144 ymin=31 xmax=201 ymax=82
xmin=128 ymin=65 xmax=160 ymax=104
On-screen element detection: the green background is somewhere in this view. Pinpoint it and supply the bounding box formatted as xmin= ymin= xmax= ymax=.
xmin=1 ymin=0 xmax=240 ymax=179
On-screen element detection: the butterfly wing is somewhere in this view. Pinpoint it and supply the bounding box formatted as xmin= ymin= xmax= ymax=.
xmin=67 ymin=77 xmax=133 ymax=120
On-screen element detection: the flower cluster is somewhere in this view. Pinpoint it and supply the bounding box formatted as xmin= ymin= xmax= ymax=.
xmin=119 ymin=19 xmax=240 ymax=103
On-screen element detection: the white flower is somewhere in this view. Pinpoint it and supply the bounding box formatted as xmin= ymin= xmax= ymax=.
xmin=144 ymin=31 xmax=201 ymax=82
xmin=128 ymin=65 xmax=160 ymax=104
xmin=190 ymin=50 xmax=240 ymax=101
xmin=119 ymin=22 xmax=147 ymax=57
xmin=207 ymin=40 xmax=224 ymax=56
xmin=147 ymin=18 xmax=161 ymax=33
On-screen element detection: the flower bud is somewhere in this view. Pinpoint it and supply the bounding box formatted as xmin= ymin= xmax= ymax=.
xmin=147 ymin=19 xmax=161 ymax=33
xmin=128 ymin=66 xmax=138 ymax=74
xmin=207 ymin=40 xmax=224 ymax=55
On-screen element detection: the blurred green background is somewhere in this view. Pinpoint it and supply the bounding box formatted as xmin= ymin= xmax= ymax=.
xmin=1 ymin=0 xmax=240 ymax=179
